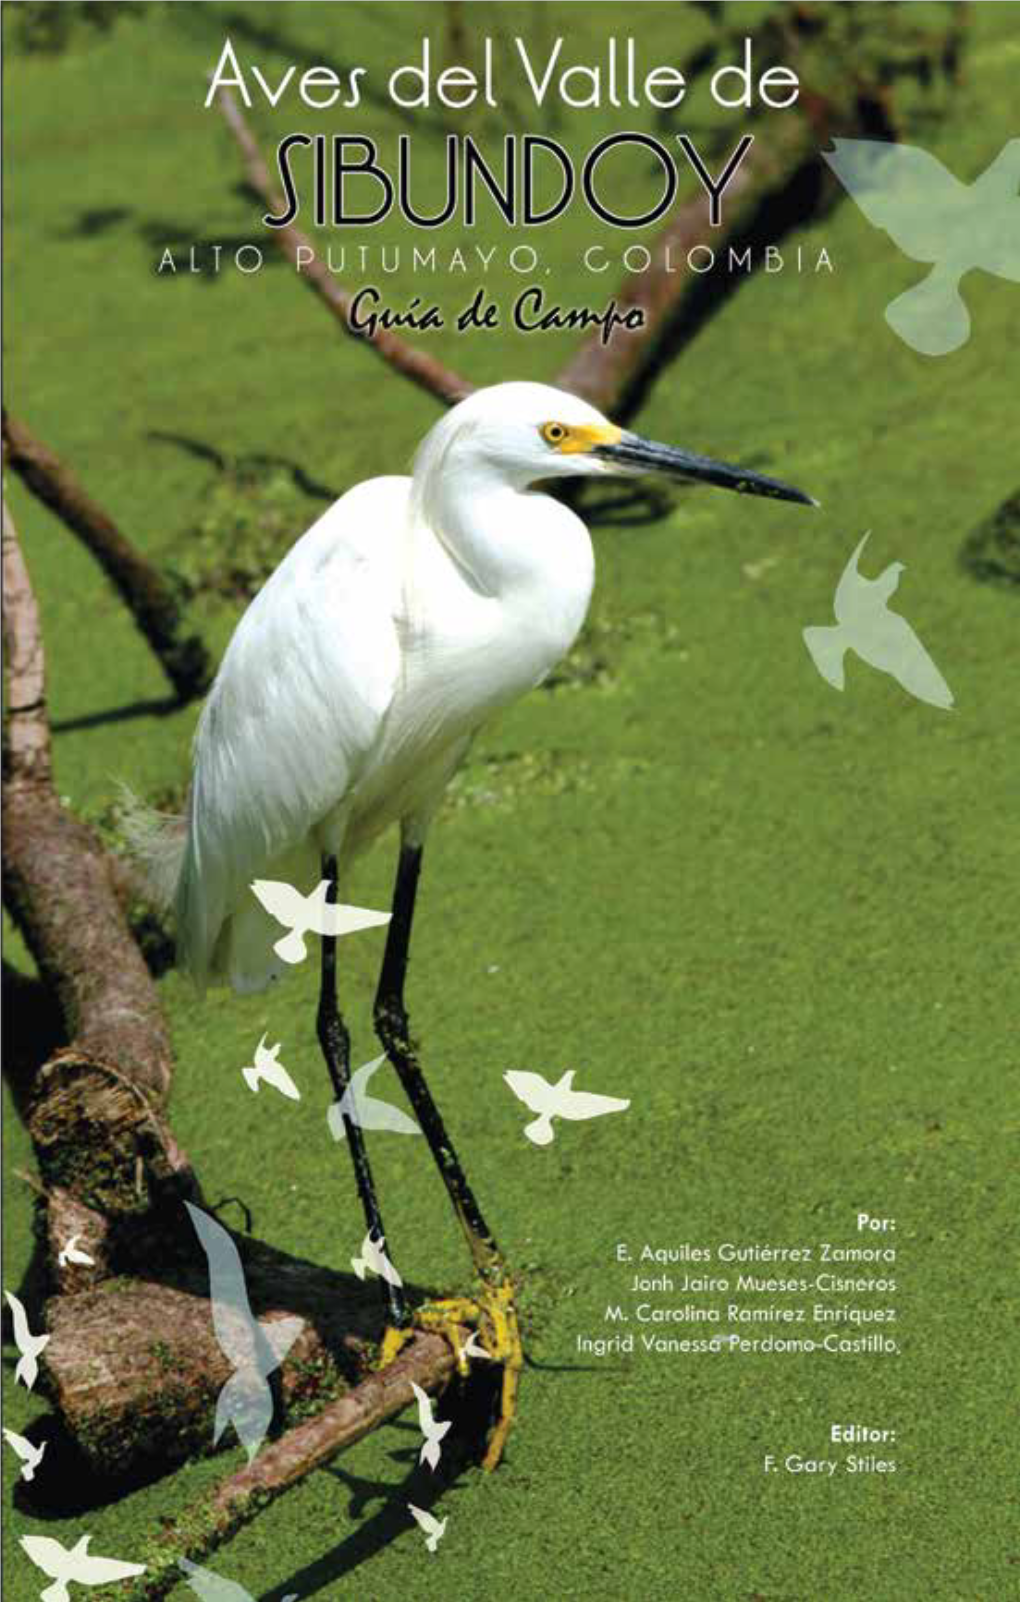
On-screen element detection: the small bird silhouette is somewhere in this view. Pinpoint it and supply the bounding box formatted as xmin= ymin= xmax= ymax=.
xmin=241 ymin=1034 xmax=301 ymax=1100
xmin=250 ymin=878 xmax=390 ymax=965
xmin=503 ymin=1070 xmax=631 ymax=1146
xmin=57 ymin=1235 xmax=95 ymax=1269
xmin=803 ymin=533 xmax=954 ymax=709
xmin=410 ymin=1381 xmax=452 ymax=1471
xmin=185 ymin=1203 xmax=303 ymax=1462
xmin=408 ymin=1503 xmax=447 ymax=1553
xmin=458 ymin=1329 xmax=491 ymax=1362
xmin=822 ymin=137 xmax=1020 ymax=355
xmin=3 ymin=1427 xmax=47 ymax=1481
xmin=327 ymin=1054 xmax=422 ymax=1140
xmin=20 ymin=1534 xmax=145 ymax=1601
xmin=177 ymin=1557 xmax=297 ymax=1600
xmin=5 ymin=1290 xmax=51 ymax=1389
xmin=350 ymin=1231 xmax=403 ymax=1288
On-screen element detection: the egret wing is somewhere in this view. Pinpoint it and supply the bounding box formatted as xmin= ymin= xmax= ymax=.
xmin=3 ymin=1428 xmax=31 ymax=1462
xmin=249 ymin=880 xmax=307 ymax=926
xmin=176 ymin=477 xmax=408 ymax=988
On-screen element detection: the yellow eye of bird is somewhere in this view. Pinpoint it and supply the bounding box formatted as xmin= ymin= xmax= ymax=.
xmin=541 ymin=422 xmax=569 ymax=446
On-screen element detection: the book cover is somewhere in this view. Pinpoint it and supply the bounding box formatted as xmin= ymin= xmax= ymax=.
xmin=3 ymin=4 xmax=1016 ymax=1599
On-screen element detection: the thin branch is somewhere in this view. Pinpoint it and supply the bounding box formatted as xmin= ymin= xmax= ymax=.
xmin=2 ymin=411 xmax=210 ymax=703
xmin=97 ymin=1332 xmax=458 ymax=1600
xmin=215 ymin=89 xmax=474 ymax=406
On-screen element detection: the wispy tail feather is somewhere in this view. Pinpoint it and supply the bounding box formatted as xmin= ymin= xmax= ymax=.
xmin=117 ymin=783 xmax=188 ymax=909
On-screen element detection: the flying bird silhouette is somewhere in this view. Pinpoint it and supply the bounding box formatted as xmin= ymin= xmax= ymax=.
xmin=177 ymin=1557 xmax=298 ymax=1600
xmin=185 ymin=1203 xmax=303 ymax=1461
xmin=822 ymin=137 xmax=1020 ymax=354
xmin=250 ymin=878 xmax=390 ymax=968
xmin=408 ymin=1503 xmax=448 ymax=1553
xmin=327 ymin=1053 xmax=422 ymax=1140
xmin=410 ymin=1381 xmax=452 ymax=1470
xmin=803 ymin=532 xmax=954 ymax=709
xmin=458 ymin=1329 xmax=492 ymax=1362
xmin=5 ymin=1290 xmax=51 ymax=1389
xmin=350 ymin=1231 xmax=403 ymax=1288
xmin=241 ymin=1034 xmax=301 ymax=1100
xmin=503 ymin=1070 xmax=631 ymax=1146
xmin=57 ymin=1235 xmax=95 ymax=1268
xmin=3 ymin=1427 xmax=47 ymax=1481
xmin=20 ymin=1534 xmax=145 ymax=1601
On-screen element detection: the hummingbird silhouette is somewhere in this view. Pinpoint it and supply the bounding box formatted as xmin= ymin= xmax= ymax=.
xmin=803 ymin=533 xmax=954 ymax=709
xmin=822 ymin=137 xmax=1020 ymax=354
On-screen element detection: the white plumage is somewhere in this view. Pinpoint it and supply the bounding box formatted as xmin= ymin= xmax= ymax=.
xmin=169 ymin=384 xmax=609 ymax=993
xmin=19 ymin=1534 xmax=145 ymax=1601
xmin=155 ymin=381 xmax=812 ymax=997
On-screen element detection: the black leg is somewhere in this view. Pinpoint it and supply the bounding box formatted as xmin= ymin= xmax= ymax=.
xmin=317 ymin=853 xmax=407 ymax=1330
xmin=373 ymin=843 xmax=502 ymax=1284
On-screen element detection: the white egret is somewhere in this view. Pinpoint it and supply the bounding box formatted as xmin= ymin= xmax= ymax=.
xmin=142 ymin=381 xmax=813 ymax=1468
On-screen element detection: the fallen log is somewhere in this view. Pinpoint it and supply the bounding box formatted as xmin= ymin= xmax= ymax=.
xmin=2 ymin=493 xmax=197 ymax=1254
xmin=2 ymin=410 xmax=211 ymax=703
xmin=43 ymin=1231 xmax=382 ymax=1478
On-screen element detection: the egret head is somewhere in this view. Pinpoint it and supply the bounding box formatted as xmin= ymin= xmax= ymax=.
xmin=413 ymin=381 xmax=816 ymax=507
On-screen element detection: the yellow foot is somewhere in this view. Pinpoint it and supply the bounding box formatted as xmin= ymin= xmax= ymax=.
xmin=378 ymin=1324 xmax=415 ymax=1368
xmin=409 ymin=1279 xmax=523 ymax=1471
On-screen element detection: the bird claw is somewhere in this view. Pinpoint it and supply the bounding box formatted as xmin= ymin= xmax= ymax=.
xmin=386 ymin=1280 xmax=521 ymax=1470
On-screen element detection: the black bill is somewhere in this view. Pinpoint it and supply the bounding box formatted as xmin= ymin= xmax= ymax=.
xmin=595 ymin=432 xmax=817 ymax=507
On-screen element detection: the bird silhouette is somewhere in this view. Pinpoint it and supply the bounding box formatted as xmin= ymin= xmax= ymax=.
xmin=3 ymin=1427 xmax=47 ymax=1481
xmin=327 ymin=1054 xmax=422 ymax=1140
xmin=503 ymin=1070 xmax=631 ymax=1145
xmin=20 ymin=1534 xmax=145 ymax=1601
xmin=408 ymin=1503 xmax=448 ymax=1553
xmin=185 ymin=1203 xmax=303 ymax=1462
xmin=458 ymin=1329 xmax=492 ymax=1362
xmin=177 ymin=1557 xmax=298 ymax=1600
xmin=350 ymin=1231 xmax=403 ymax=1288
xmin=410 ymin=1381 xmax=452 ymax=1471
xmin=803 ymin=532 xmax=954 ymax=709
xmin=249 ymin=878 xmax=390 ymax=969
xmin=822 ymin=137 xmax=1020 ymax=355
xmin=57 ymin=1235 xmax=95 ymax=1268
xmin=5 ymin=1290 xmax=51 ymax=1389
xmin=241 ymin=1034 xmax=301 ymax=1100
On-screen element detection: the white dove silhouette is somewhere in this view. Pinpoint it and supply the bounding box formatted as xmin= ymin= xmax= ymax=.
xmin=503 ymin=1070 xmax=631 ymax=1146
xmin=822 ymin=137 xmax=1020 ymax=355
xmin=3 ymin=1426 xmax=47 ymax=1481
xmin=5 ymin=1290 xmax=51 ymax=1389
xmin=250 ymin=878 xmax=390 ymax=965
xmin=185 ymin=1204 xmax=303 ymax=1462
xmin=178 ymin=1556 xmax=298 ymax=1600
xmin=327 ymin=1054 xmax=421 ymax=1140
xmin=241 ymin=1034 xmax=301 ymax=1100
xmin=350 ymin=1231 xmax=403 ymax=1288
xmin=20 ymin=1533 xmax=145 ymax=1601
xmin=410 ymin=1381 xmax=452 ymax=1471
xmin=57 ymin=1235 xmax=95 ymax=1269
xmin=458 ymin=1329 xmax=491 ymax=1362
xmin=803 ymin=533 xmax=954 ymax=709
xmin=408 ymin=1503 xmax=447 ymax=1553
